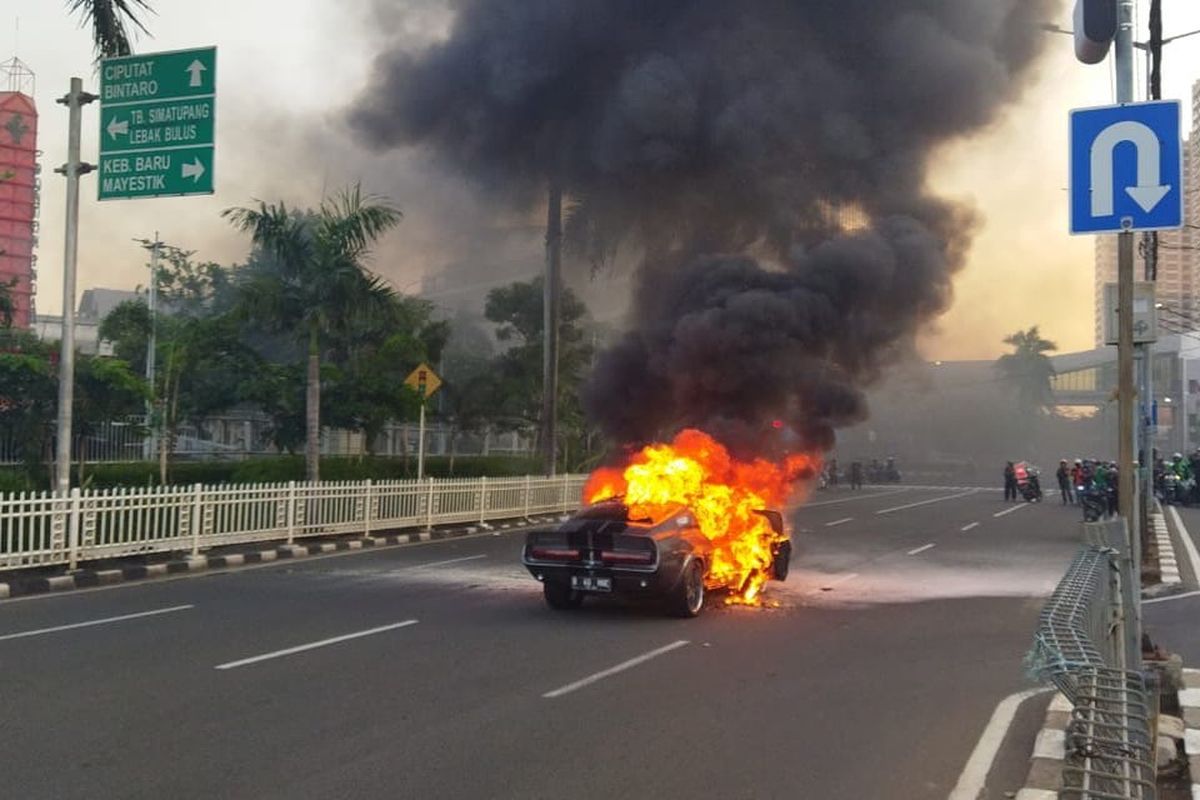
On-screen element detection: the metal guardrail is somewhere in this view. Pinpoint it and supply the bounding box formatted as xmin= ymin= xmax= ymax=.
xmin=1028 ymin=519 xmax=1157 ymax=800
xmin=0 ymin=474 xmax=588 ymax=572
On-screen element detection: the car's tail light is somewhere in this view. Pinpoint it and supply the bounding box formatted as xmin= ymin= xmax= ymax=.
xmin=600 ymin=550 xmax=655 ymax=566
xmin=528 ymin=547 xmax=582 ymax=561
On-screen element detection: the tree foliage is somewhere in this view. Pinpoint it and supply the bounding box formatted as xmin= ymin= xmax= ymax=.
xmin=995 ymin=326 xmax=1058 ymax=415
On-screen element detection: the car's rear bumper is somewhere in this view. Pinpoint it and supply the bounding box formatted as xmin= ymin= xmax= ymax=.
xmin=522 ymin=562 xmax=686 ymax=598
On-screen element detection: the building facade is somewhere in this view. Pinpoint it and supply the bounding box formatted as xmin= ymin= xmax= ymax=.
xmin=0 ymin=58 xmax=39 ymax=329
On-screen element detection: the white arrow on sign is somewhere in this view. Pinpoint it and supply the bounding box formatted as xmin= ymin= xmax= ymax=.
xmin=181 ymin=157 xmax=205 ymax=182
xmin=1089 ymin=119 xmax=1171 ymax=216
xmin=186 ymin=59 xmax=207 ymax=88
xmin=106 ymin=117 xmax=129 ymax=140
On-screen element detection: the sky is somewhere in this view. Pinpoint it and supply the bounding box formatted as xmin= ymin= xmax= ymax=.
xmin=6 ymin=0 xmax=1200 ymax=361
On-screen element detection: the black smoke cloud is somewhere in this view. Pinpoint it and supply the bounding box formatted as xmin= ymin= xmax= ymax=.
xmin=352 ymin=0 xmax=1057 ymax=456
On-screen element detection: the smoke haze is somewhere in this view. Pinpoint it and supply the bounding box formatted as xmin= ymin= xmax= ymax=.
xmin=352 ymin=0 xmax=1058 ymax=456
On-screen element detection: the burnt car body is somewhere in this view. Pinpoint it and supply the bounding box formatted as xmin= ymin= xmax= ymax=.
xmin=522 ymin=499 xmax=792 ymax=617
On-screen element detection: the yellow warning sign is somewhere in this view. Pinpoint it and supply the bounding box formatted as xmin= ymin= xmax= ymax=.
xmin=404 ymin=362 xmax=442 ymax=399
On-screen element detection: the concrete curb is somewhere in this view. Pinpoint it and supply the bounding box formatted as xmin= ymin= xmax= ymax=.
xmin=1154 ymin=503 xmax=1182 ymax=585
xmin=1181 ymin=668 xmax=1200 ymax=798
xmin=0 ymin=515 xmax=564 ymax=600
xmin=1016 ymin=692 xmax=1070 ymax=798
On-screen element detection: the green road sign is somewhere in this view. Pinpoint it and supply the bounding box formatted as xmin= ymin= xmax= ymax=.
xmin=100 ymin=98 xmax=214 ymax=154
xmin=98 ymin=46 xmax=216 ymax=201
xmin=99 ymin=146 xmax=213 ymax=199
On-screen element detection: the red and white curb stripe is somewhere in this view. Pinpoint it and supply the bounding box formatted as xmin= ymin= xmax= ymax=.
xmin=1013 ymin=692 xmax=1070 ymax=798
xmin=1154 ymin=507 xmax=1182 ymax=585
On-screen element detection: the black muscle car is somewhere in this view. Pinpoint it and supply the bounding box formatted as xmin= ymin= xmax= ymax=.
xmin=522 ymin=499 xmax=791 ymax=617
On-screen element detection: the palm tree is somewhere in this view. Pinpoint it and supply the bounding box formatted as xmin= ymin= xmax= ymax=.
xmin=996 ymin=326 xmax=1058 ymax=414
xmin=66 ymin=0 xmax=154 ymax=59
xmin=223 ymin=185 xmax=402 ymax=482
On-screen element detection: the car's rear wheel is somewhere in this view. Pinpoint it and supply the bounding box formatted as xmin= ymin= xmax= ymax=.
xmin=543 ymin=581 xmax=583 ymax=610
xmin=668 ymin=560 xmax=705 ymax=618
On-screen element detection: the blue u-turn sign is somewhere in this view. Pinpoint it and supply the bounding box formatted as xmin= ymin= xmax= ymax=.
xmin=1069 ymin=100 xmax=1183 ymax=234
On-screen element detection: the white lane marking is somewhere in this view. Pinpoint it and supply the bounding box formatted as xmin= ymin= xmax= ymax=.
xmin=1144 ymin=589 xmax=1200 ymax=605
xmin=801 ymin=488 xmax=910 ymax=507
xmin=875 ymin=490 xmax=977 ymax=515
xmin=542 ymin=640 xmax=690 ymax=699
xmin=408 ymin=554 xmax=487 ymax=570
xmin=993 ymin=503 xmax=1031 ymax=518
xmin=0 ymin=604 xmax=194 ymax=643
xmin=825 ymin=517 xmax=854 ymax=527
xmin=960 ymin=522 xmax=980 ymax=532
xmin=947 ymin=688 xmax=1051 ymax=800
xmin=906 ymin=543 xmax=936 ymax=556
xmin=214 ymin=620 xmax=419 ymax=670
xmin=1166 ymin=505 xmax=1200 ymax=586
xmin=806 ymin=572 xmax=859 ymax=595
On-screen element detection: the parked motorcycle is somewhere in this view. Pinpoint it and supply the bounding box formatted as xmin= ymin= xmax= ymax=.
xmin=1015 ymin=462 xmax=1042 ymax=502
xmin=1078 ymin=485 xmax=1106 ymax=521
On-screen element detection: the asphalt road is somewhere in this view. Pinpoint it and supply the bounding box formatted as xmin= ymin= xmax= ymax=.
xmin=0 ymin=486 xmax=1085 ymax=800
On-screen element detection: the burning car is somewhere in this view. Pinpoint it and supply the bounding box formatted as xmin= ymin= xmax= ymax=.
xmin=523 ymin=499 xmax=792 ymax=617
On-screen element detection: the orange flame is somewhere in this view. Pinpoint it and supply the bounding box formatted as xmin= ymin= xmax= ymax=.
xmin=584 ymin=429 xmax=821 ymax=604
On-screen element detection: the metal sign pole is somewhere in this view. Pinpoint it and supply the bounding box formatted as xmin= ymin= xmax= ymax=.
xmin=52 ymin=78 xmax=96 ymax=493
xmin=1114 ymin=0 xmax=1142 ymax=672
xmin=417 ymin=394 xmax=426 ymax=481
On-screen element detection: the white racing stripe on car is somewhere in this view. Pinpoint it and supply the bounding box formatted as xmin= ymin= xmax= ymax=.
xmin=542 ymin=640 xmax=690 ymax=699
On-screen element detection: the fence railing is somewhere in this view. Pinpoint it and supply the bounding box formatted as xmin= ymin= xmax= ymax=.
xmin=1027 ymin=519 xmax=1157 ymax=799
xmin=0 ymin=474 xmax=589 ymax=572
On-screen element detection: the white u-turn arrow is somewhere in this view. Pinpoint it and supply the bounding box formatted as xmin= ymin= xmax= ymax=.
xmin=1090 ymin=120 xmax=1171 ymax=216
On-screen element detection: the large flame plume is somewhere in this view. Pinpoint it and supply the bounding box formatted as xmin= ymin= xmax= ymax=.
xmin=584 ymin=429 xmax=820 ymax=604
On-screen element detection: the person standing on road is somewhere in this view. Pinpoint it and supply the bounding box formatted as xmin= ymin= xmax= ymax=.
xmin=850 ymin=461 xmax=864 ymax=490
xmin=1056 ymin=460 xmax=1073 ymax=505
xmin=1003 ymin=461 xmax=1017 ymax=502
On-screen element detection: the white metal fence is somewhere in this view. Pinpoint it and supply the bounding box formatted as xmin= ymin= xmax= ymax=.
xmin=0 ymin=474 xmax=589 ymax=572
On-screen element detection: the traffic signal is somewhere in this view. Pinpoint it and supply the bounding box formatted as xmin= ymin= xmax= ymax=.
xmin=1074 ymin=0 xmax=1117 ymax=64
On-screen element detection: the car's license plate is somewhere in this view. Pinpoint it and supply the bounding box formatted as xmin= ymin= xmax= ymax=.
xmin=571 ymin=575 xmax=612 ymax=592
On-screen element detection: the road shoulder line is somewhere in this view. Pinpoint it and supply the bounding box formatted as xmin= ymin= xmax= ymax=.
xmin=947 ymin=688 xmax=1051 ymax=800
xmin=1165 ymin=504 xmax=1200 ymax=587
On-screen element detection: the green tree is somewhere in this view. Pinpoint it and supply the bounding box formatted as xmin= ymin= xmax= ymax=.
xmin=0 ymin=330 xmax=57 ymax=482
xmin=74 ymin=354 xmax=149 ymax=484
xmin=483 ymin=277 xmax=595 ymax=469
xmin=223 ymin=185 xmax=402 ymax=482
xmin=67 ymin=0 xmax=153 ymax=59
xmin=996 ymin=326 xmax=1058 ymax=414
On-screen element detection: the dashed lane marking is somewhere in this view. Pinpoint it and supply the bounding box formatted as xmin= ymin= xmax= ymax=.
xmin=993 ymin=503 xmax=1032 ymax=518
xmin=408 ymin=554 xmax=487 ymax=570
xmin=961 ymin=522 xmax=980 ymax=532
xmin=800 ymin=488 xmax=909 ymax=508
xmin=825 ymin=517 xmax=854 ymax=527
xmin=875 ymin=490 xmax=977 ymax=515
xmin=906 ymin=543 xmax=936 ymax=556
xmin=0 ymin=604 xmax=194 ymax=642
xmin=542 ymin=640 xmax=690 ymax=699
xmin=1144 ymin=589 xmax=1200 ymax=605
xmin=215 ymin=620 xmax=419 ymax=670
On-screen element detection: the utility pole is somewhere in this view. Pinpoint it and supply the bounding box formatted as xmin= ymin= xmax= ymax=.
xmin=52 ymin=78 xmax=96 ymax=493
xmin=1114 ymin=0 xmax=1142 ymax=671
xmin=541 ymin=179 xmax=562 ymax=476
xmin=142 ymin=234 xmax=161 ymax=461
xmin=1137 ymin=0 xmax=1162 ymax=565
